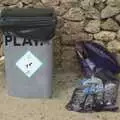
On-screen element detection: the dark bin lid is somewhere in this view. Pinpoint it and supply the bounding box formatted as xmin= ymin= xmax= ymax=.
xmin=1 ymin=8 xmax=54 ymax=17
xmin=0 ymin=8 xmax=57 ymax=41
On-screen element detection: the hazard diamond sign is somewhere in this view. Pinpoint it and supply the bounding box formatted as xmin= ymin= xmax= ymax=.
xmin=16 ymin=51 xmax=43 ymax=78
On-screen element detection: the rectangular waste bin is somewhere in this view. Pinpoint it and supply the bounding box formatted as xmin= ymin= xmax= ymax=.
xmin=0 ymin=8 xmax=57 ymax=98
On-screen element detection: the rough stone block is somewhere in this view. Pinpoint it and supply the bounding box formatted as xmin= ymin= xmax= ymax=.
xmin=101 ymin=18 xmax=119 ymax=32
xmin=84 ymin=20 xmax=101 ymax=33
xmin=61 ymin=33 xmax=93 ymax=45
xmin=94 ymin=31 xmax=116 ymax=42
xmin=61 ymin=21 xmax=85 ymax=35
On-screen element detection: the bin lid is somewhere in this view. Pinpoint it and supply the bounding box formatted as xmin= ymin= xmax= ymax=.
xmin=0 ymin=8 xmax=56 ymax=27
xmin=1 ymin=8 xmax=54 ymax=17
xmin=0 ymin=8 xmax=57 ymax=41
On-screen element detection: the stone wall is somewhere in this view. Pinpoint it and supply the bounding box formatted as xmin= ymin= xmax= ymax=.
xmin=0 ymin=0 xmax=120 ymax=72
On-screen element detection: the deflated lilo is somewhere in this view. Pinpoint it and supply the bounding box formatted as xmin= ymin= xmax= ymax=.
xmin=66 ymin=41 xmax=120 ymax=112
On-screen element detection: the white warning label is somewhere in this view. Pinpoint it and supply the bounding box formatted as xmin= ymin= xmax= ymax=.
xmin=16 ymin=51 xmax=43 ymax=78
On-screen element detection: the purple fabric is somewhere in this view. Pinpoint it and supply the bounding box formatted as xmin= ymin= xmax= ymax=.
xmin=76 ymin=41 xmax=120 ymax=76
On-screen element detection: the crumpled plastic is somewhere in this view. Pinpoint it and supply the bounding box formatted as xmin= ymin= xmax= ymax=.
xmin=66 ymin=41 xmax=120 ymax=112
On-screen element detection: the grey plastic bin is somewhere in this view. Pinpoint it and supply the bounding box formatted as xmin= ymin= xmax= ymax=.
xmin=0 ymin=8 xmax=57 ymax=98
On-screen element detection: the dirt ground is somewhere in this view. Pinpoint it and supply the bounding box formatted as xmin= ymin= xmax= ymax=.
xmin=0 ymin=65 xmax=120 ymax=120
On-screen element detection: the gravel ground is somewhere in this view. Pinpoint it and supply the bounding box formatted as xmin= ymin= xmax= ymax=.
xmin=0 ymin=66 xmax=120 ymax=120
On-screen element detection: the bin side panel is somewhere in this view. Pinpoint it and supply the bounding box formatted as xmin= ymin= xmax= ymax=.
xmin=4 ymin=35 xmax=53 ymax=98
